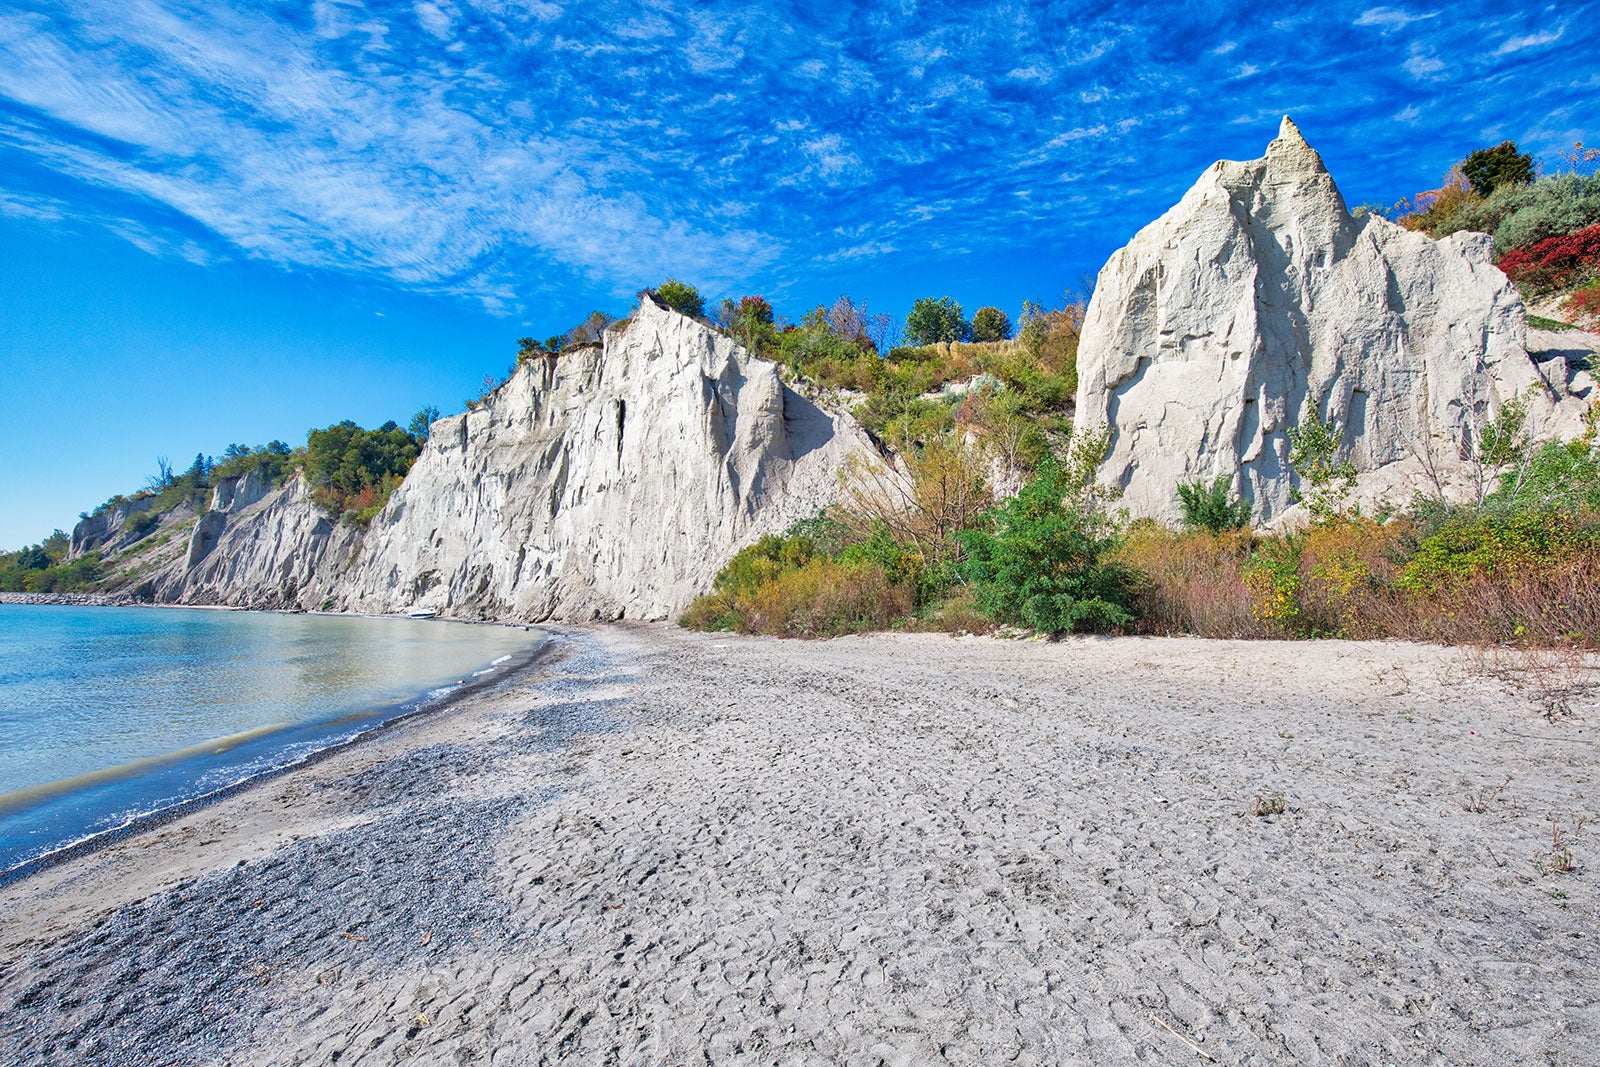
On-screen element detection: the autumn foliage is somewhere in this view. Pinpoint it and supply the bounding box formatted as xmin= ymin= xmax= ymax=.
xmin=1496 ymin=222 xmax=1600 ymax=292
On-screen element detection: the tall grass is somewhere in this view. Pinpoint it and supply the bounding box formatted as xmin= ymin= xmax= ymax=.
xmin=1117 ymin=514 xmax=1600 ymax=646
xmin=679 ymin=559 xmax=912 ymax=638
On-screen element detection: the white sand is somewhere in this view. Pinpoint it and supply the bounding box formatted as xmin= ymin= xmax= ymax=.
xmin=1 ymin=625 xmax=1595 ymax=1065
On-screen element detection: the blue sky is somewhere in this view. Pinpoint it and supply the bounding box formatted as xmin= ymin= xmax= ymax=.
xmin=2 ymin=0 xmax=1596 ymax=547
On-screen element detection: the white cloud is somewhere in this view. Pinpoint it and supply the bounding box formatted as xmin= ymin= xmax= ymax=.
xmin=0 ymin=2 xmax=772 ymax=306
xmin=1354 ymin=7 xmax=1438 ymax=32
xmin=1403 ymin=49 xmax=1446 ymax=79
xmin=1496 ymin=28 xmax=1563 ymax=54
xmin=414 ymin=2 xmax=454 ymax=39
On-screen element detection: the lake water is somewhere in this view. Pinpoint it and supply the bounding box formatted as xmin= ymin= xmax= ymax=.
xmin=0 ymin=605 xmax=543 ymax=875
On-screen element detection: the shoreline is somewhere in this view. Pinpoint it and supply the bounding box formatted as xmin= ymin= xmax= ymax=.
xmin=2 ymin=625 xmax=1595 ymax=1065
xmin=0 ymin=592 xmax=542 ymax=629
xmin=0 ymin=630 xmax=558 ymax=889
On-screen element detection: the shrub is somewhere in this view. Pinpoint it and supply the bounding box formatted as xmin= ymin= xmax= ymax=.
xmin=680 ymin=554 xmax=913 ymax=637
xmin=1118 ymin=525 xmax=1262 ymax=637
xmin=1462 ymin=141 xmax=1535 ymax=197
xmin=1497 ymin=222 xmax=1600 ymax=293
xmin=1398 ymin=510 xmax=1599 ymax=598
xmin=712 ymin=533 xmax=818 ymax=598
xmin=1287 ymin=407 xmax=1356 ymax=522
xmin=969 ymin=306 xmax=1013 ymax=342
xmin=1490 ymin=174 xmax=1600 ymax=253
xmin=1566 ymin=282 xmax=1600 ymax=327
xmin=744 ymin=559 xmax=913 ymax=636
xmin=1176 ymin=475 xmax=1253 ymax=533
xmin=905 ymin=296 xmax=971 ymax=345
xmin=212 ymin=440 xmax=294 ymax=484
xmin=957 ymin=457 xmax=1137 ymax=634
xmin=653 ymin=279 xmax=705 ymax=319
xmin=1488 ymin=435 xmax=1600 ymax=515
xmin=1396 ymin=170 xmax=1481 ymax=235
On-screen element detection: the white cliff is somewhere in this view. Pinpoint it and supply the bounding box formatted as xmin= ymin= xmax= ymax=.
xmin=152 ymin=297 xmax=878 ymax=620
xmin=1074 ymin=116 xmax=1592 ymax=525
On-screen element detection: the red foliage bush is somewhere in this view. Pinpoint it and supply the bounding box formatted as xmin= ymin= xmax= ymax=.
xmin=1497 ymin=222 xmax=1600 ymax=290
xmin=1565 ymin=284 xmax=1600 ymax=327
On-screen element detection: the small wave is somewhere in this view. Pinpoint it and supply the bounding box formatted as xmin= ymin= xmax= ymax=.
xmin=0 ymin=723 xmax=290 ymax=818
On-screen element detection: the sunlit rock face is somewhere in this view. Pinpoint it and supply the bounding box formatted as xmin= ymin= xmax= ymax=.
xmin=1074 ymin=116 xmax=1591 ymax=525
xmin=162 ymin=296 xmax=878 ymax=620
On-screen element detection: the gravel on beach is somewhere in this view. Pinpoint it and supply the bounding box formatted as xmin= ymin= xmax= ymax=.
xmin=0 ymin=625 xmax=1595 ymax=1065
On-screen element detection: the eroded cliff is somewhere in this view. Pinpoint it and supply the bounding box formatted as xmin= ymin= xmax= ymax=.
xmin=1074 ymin=116 xmax=1592 ymax=524
xmin=147 ymin=297 xmax=878 ymax=620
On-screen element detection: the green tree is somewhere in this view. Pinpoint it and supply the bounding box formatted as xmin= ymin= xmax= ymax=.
xmin=304 ymin=419 xmax=422 ymax=519
xmin=1287 ymin=406 xmax=1357 ymax=522
xmin=1461 ymin=141 xmax=1535 ymax=197
xmin=957 ymin=455 xmax=1137 ymax=634
xmin=408 ymin=406 xmax=441 ymax=442
xmin=1176 ymin=475 xmax=1253 ymax=533
xmin=565 ymin=310 xmax=616 ymax=346
xmin=969 ymin=306 xmax=1013 ymax=342
xmin=905 ymin=296 xmax=971 ymax=345
xmin=184 ymin=453 xmax=211 ymax=485
xmin=14 ymin=546 xmax=51 ymax=570
xmin=654 ymin=279 xmax=705 ymax=319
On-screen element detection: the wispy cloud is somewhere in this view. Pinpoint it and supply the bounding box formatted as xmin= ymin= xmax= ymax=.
xmin=0 ymin=0 xmax=1595 ymax=314
xmin=1496 ymin=27 xmax=1563 ymax=54
xmin=1354 ymin=7 xmax=1438 ymax=32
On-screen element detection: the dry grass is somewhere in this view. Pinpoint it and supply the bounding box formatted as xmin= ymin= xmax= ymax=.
xmin=679 ymin=560 xmax=913 ymax=639
xmin=1116 ymin=520 xmax=1600 ymax=648
xmin=1117 ymin=526 xmax=1263 ymax=637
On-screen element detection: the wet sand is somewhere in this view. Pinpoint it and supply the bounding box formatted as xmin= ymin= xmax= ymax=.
xmin=0 ymin=624 xmax=1595 ymax=1065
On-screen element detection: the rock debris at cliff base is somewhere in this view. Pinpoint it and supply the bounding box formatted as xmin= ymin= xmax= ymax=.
xmin=2 ymin=626 xmax=1594 ymax=1066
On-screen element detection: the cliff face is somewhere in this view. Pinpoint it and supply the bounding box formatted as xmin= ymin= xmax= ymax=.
xmin=147 ymin=298 xmax=877 ymax=620
xmin=161 ymin=477 xmax=362 ymax=609
xmin=1074 ymin=116 xmax=1592 ymax=524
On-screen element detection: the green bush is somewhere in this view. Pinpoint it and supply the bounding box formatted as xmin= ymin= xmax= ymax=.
xmin=1412 ymin=173 xmax=1600 ymax=254
xmin=957 ymin=459 xmax=1137 ymax=633
xmin=712 ymin=533 xmax=818 ymax=598
xmin=654 ymin=279 xmax=705 ymax=319
xmin=1461 ymin=141 xmax=1534 ymax=197
xmin=1176 ymin=476 xmax=1253 ymax=533
xmin=905 ymin=296 xmax=970 ymax=345
xmin=679 ymin=528 xmax=915 ymax=638
xmin=1487 ymin=436 xmax=1600 ymax=515
xmin=1397 ymin=510 xmax=1599 ymax=597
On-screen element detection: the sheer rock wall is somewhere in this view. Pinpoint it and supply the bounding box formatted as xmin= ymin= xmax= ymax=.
xmin=152 ymin=298 xmax=877 ymax=620
xmin=1074 ymin=116 xmax=1592 ymax=524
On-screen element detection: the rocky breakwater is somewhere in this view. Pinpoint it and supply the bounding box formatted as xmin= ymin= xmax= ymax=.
xmin=159 ymin=296 xmax=878 ymax=620
xmin=1074 ymin=116 xmax=1592 ymax=525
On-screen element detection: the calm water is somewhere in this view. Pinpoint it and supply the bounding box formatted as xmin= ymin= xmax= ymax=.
xmin=0 ymin=605 xmax=543 ymax=874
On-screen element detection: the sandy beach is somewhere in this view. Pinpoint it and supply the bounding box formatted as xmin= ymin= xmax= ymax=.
xmin=1 ymin=624 xmax=1595 ymax=1065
